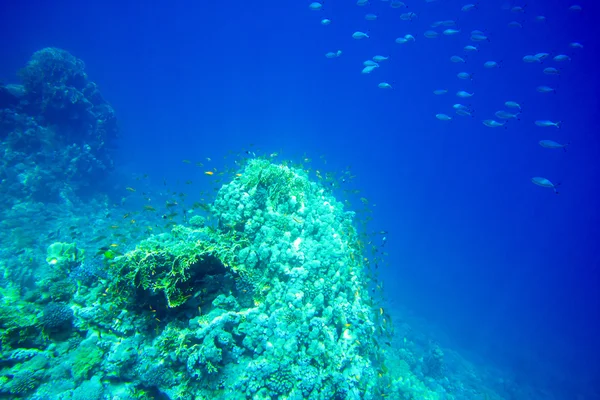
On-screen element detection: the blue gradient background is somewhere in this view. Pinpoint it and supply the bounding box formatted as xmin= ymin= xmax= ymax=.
xmin=1 ymin=0 xmax=598 ymax=395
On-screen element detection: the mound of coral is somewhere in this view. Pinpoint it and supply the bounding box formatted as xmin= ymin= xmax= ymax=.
xmin=96 ymin=158 xmax=386 ymax=398
xmin=0 ymin=47 xmax=117 ymax=205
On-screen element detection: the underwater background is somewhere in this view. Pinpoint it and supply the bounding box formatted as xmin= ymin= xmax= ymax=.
xmin=0 ymin=0 xmax=599 ymax=399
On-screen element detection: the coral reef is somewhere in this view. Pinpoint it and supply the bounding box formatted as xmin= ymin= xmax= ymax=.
xmin=0 ymin=48 xmax=117 ymax=204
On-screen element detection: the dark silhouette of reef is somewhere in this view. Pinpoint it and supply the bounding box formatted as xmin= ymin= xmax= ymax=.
xmin=0 ymin=48 xmax=118 ymax=204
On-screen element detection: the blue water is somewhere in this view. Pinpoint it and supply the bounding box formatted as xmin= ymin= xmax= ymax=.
xmin=1 ymin=0 xmax=599 ymax=398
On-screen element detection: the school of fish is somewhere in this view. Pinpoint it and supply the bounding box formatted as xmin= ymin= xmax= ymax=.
xmin=309 ymin=0 xmax=583 ymax=194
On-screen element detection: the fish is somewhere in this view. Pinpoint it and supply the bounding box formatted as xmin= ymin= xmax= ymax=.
xmin=126 ymin=187 xmax=136 ymax=192
xmin=534 ymin=53 xmax=550 ymax=61
xmin=361 ymin=65 xmax=379 ymax=74
xmin=400 ymin=12 xmax=417 ymax=21
xmin=531 ymin=177 xmax=560 ymax=194
xmin=484 ymin=61 xmax=500 ymax=68
xmin=569 ymin=4 xmax=582 ymax=11
xmin=457 ymin=72 xmax=474 ymax=80
xmin=443 ymin=28 xmax=460 ymax=36
xmin=320 ymin=18 xmax=331 ymax=25
xmin=482 ymin=119 xmax=506 ymax=128
xmin=537 ymin=86 xmax=556 ymax=94
xmin=569 ymin=42 xmax=583 ymax=49
xmin=553 ymin=54 xmax=571 ymax=62
xmin=436 ymin=113 xmax=452 ymax=121
xmin=372 ymin=55 xmax=388 ymax=62
xmin=352 ymin=31 xmax=369 ymax=39
xmin=505 ymin=101 xmax=522 ymax=110
xmin=204 ymin=171 xmax=215 ymax=175
xmin=365 ymin=13 xmax=377 ymax=21
xmin=325 ymin=50 xmax=342 ymax=58
xmin=309 ymin=2 xmax=322 ymax=10
xmin=508 ymin=21 xmax=523 ymax=28
xmin=378 ymin=82 xmax=393 ymax=89
xmin=424 ymin=30 xmax=439 ymax=39
xmin=433 ymin=89 xmax=448 ymax=95
xmin=456 ymin=109 xmax=473 ymax=117
xmin=535 ymin=15 xmax=546 ymax=22
xmin=494 ymin=110 xmax=520 ymax=120
xmin=364 ymin=60 xmax=379 ymax=66
xmin=523 ymin=55 xmax=541 ymax=63
xmin=356 ymin=0 xmax=369 ymax=5
xmin=456 ymin=90 xmax=474 ymax=98
xmin=403 ymin=34 xmax=415 ymax=42
xmin=535 ymin=120 xmax=561 ymax=128
xmin=461 ymin=4 xmax=477 ymax=12
xmin=450 ymin=55 xmax=466 ymax=63
xmin=539 ymin=140 xmax=569 ymax=151
xmin=395 ymin=37 xmax=408 ymax=44
xmin=390 ymin=0 xmax=407 ymax=8
xmin=543 ymin=67 xmax=560 ymax=75
xmin=464 ymin=45 xmax=478 ymax=52
xmin=470 ymin=33 xmax=489 ymax=42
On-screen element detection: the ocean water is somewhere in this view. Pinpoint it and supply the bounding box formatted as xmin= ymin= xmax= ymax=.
xmin=0 ymin=0 xmax=598 ymax=399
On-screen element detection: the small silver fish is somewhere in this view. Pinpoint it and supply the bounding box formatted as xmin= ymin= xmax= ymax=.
xmin=543 ymin=67 xmax=560 ymax=75
xmin=536 ymin=85 xmax=556 ymax=94
xmin=352 ymin=31 xmax=369 ymax=39
xmin=436 ymin=113 xmax=452 ymax=121
xmin=361 ymin=65 xmax=379 ymax=74
xmin=484 ymin=61 xmax=500 ymax=68
xmin=482 ymin=119 xmax=505 ymax=128
xmin=523 ymin=55 xmax=541 ymax=63
xmin=400 ymin=12 xmax=417 ymax=21
xmin=372 ymin=55 xmax=389 ymax=62
xmin=451 ymin=55 xmax=466 ymax=63
xmin=455 ymin=109 xmax=473 ymax=117
xmin=378 ymin=82 xmax=393 ymax=89
xmin=535 ymin=120 xmax=561 ymax=128
xmin=325 ymin=50 xmax=342 ymax=58
xmin=461 ymin=3 xmax=477 ymax=12
xmin=470 ymin=33 xmax=488 ymax=42
xmin=531 ymin=177 xmax=559 ymax=194
xmin=424 ymin=30 xmax=439 ymax=39
xmin=433 ymin=89 xmax=448 ymax=95
xmin=539 ymin=140 xmax=569 ymax=151
xmin=456 ymin=90 xmax=474 ymax=98
xmin=365 ymin=13 xmax=377 ymax=21
xmin=505 ymin=101 xmax=521 ymax=110
xmin=390 ymin=0 xmax=407 ymax=8
xmin=464 ymin=45 xmax=478 ymax=52
xmin=364 ymin=60 xmax=379 ymax=66
xmin=321 ymin=18 xmax=331 ymax=25
xmin=309 ymin=2 xmax=323 ymax=10
xmin=553 ymin=54 xmax=571 ymax=62
xmin=457 ymin=72 xmax=473 ymax=80
xmin=443 ymin=28 xmax=460 ymax=35
xmin=495 ymin=110 xmax=520 ymax=120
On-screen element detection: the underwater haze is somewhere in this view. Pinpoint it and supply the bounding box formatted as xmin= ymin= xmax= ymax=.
xmin=1 ymin=0 xmax=599 ymax=399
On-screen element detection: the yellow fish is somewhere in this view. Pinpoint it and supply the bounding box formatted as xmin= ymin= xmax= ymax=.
xmin=126 ymin=187 xmax=136 ymax=192
xmin=204 ymin=171 xmax=214 ymax=176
